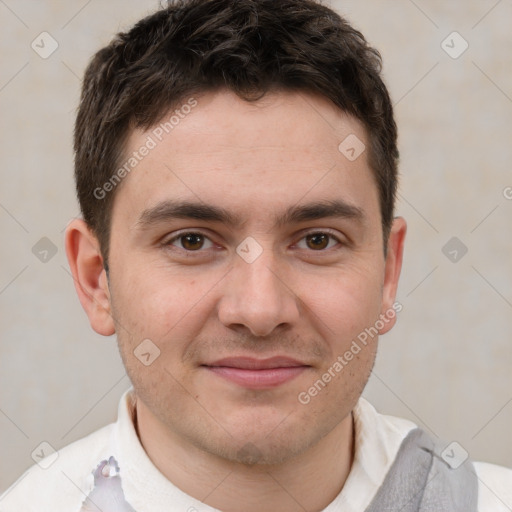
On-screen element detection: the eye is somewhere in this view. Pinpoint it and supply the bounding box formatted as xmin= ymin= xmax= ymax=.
xmin=296 ymin=231 xmax=341 ymax=251
xmin=163 ymin=230 xmax=343 ymax=254
xmin=166 ymin=232 xmax=214 ymax=251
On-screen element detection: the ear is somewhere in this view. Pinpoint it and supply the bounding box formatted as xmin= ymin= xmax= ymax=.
xmin=378 ymin=217 xmax=407 ymax=335
xmin=65 ymin=219 xmax=115 ymax=336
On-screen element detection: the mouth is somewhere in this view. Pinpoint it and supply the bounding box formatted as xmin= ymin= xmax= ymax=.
xmin=201 ymin=356 xmax=311 ymax=389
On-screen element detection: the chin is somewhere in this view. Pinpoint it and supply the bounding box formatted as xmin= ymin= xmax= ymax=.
xmin=216 ymin=433 xmax=308 ymax=467
xmin=200 ymin=412 xmax=333 ymax=468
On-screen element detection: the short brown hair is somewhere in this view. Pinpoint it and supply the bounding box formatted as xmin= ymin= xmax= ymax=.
xmin=74 ymin=0 xmax=398 ymax=264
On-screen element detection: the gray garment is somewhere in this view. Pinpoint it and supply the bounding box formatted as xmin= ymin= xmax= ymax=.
xmin=365 ymin=428 xmax=478 ymax=511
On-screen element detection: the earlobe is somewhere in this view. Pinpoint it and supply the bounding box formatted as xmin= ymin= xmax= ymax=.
xmin=65 ymin=219 xmax=115 ymax=336
xmin=378 ymin=217 xmax=407 ymax=335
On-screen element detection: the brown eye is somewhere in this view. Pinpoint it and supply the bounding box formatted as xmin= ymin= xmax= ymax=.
xmin=305 ymin=233 xmax=330 ymax=250
xmin=296 ymin=232 xmax=341 ymax=251
xmin=180 ymin=233 xmax=204 ymax=250
xmin=167 ymin=232 xmax=214 ymax=251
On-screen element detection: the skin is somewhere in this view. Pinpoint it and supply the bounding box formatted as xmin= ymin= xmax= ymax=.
xmin=66 ymin=89 xmax=406 ymax=512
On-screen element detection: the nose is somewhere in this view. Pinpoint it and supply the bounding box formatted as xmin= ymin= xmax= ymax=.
xmin=217 ymin=248 xmax=301 ymax=337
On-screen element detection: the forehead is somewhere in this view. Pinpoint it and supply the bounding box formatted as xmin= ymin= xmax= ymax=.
xmin=112 ymin=89 xmax=379 ymax=228
xmin=145 ymin=89 xmax=366 ymax=157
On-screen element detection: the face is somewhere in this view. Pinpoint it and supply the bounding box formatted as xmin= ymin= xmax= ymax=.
xmin=93 ymin=90 xmax=404 ymax=465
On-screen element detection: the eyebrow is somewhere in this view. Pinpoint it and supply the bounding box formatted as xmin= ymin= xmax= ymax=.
xmin=136 ymin=198 xmax=365 ymax=230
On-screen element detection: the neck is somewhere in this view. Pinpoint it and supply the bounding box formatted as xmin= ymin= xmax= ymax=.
xmin=135 ymin=400 xmax=355 ymax=512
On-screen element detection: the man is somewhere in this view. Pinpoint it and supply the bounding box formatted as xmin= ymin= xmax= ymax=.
xmin=1 ymin=0 xmax=511 ymax=510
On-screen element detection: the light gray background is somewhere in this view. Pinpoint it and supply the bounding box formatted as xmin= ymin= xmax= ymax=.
xmin=1 ymin=0 xmax=511 ymax=493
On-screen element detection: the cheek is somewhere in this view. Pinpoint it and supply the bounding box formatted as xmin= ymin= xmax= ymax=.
xmin=298 ymin=266 xmax=384 ymax=343
xmin=110 ymin=266 xmax=224 ymax=376
xmin=297 ymin=272 xmax=381 ymax=408
xmin=113 ymin=263 xmax=212 ymax=330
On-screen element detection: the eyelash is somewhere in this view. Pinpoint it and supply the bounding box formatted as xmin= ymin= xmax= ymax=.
xmin=162 ymin=229 xmax=344 ymax=255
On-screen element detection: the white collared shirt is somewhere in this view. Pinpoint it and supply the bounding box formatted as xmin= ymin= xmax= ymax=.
xmin=1 ymin=388 xmax=511 ymax=511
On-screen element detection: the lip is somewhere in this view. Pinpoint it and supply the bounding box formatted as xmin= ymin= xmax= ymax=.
xmin=202 ymin=356 xmax=310 ymax=389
